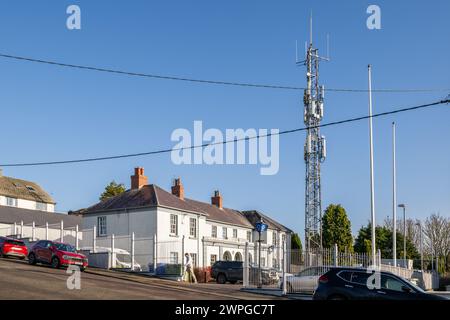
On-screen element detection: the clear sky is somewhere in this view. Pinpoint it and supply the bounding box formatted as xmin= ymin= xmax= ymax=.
xmin=0 ymin=1 xmax=448 ymax=238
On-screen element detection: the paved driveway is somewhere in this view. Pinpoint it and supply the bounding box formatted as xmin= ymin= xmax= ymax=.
xmin=0 ymin=258 xmax=286 ymax=300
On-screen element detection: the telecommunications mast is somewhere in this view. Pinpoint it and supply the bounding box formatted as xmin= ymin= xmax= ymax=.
xmin=296 ymin=14 xmax=329 ymax=258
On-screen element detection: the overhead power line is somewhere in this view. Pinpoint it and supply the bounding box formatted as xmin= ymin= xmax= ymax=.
xmin=0 ymin=99 xmax=447 ymax=168
xmin=0 ymin=53 xmax=448 ymax=93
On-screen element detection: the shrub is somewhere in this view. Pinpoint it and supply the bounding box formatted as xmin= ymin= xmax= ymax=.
xmin=194 ymin=267 xmax=212 ymax=283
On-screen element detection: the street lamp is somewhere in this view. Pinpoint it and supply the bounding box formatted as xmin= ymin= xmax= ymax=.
xmin=416 ymin=221 xmax=423 ymax=271
xmin=398 ymin=204 xmax=406 ymax=266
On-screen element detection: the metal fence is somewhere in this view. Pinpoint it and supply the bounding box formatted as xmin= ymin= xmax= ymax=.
xmin=243 ymin=244 xmax=438 ymax=293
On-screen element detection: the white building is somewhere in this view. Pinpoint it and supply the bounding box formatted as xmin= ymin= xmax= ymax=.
xmin=81 ymin=167 xmax=293 ymax=271
xmin=0 ymin=169 xmax=80 ymax=241
xmin=0 ymin=169 xmax=55 ymax=212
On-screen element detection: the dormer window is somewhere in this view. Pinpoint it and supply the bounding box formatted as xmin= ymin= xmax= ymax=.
xmin=26 ymin=186 xmax=36 ymax=192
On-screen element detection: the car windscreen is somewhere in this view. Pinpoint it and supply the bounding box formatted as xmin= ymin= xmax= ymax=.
xmin=5 ymin=239 xmax=25 ymax=246
xmin=54 ymin=243 xmax=77 ymax=253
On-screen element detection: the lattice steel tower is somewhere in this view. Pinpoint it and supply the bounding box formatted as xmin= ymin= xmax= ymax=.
xmin=297 ymin=17 xmax=328 ymax=253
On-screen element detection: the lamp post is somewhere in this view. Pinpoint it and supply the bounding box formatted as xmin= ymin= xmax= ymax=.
xmin=416 ymin=221 xmax=423 ymax=271
xmin=392 ymin=122 xmax=397 ymax=267
xmin=368 ymin=65 xmax=376 ymax=266
xmin=398 ymin=204 xmax=406 ymax=266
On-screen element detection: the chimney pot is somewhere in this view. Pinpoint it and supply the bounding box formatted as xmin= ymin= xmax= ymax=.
xmin=131 ymin=167 xmax=148 ymax=190
xmin=171 ymin=177 xmax=184 ymax=200
xmin=211 ymin=190 xmax=223 ymax=209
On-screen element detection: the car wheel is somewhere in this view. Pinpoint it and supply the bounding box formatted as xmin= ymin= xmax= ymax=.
xmin=28 ymin=253 xmax=37 ymax=265
xmin=216 ymin=274 xmax=227 ymax=284
xmin=328 ymin=294 xmax=346 ymax=300
xmin=51 ymin=257 xmax=60 ymax=269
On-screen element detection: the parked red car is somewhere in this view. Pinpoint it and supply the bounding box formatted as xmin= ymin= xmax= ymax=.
xmin=28 ymin=240 xmax=88 ymax=271
xmin=0 ymin=237 xmax=28 ymax=259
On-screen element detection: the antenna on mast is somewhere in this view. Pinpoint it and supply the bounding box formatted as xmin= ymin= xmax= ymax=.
xmin=310 ymin=11 xmax=313 ymax=45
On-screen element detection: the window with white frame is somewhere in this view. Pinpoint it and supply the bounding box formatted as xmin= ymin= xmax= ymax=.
xmin=261 ymin=257 xmax=266 ymax=267
xmin=246 ymin=231 xmax=252 ymax=242
xmin=170 ymin=214 xmax=178 ymax=236
xmin=282 ymin=234 xmax=286 ymax=245
xmin=36 ymin=202 xmax=47 ymax=211
xmin=189 ymin=217 xmax=197 ymax=238
xmin=6 ymin=197 xmax=17 ymax=207
xmin=272 ymin=258 xmax=278 ymax=269
xmin=170 ymin=252 xmax=179 ymax=264
xmin=272 ymin=231 xmax=277 ymax=246
xmin=210 ymin=254 xmax=217 ymax=266
xmin=191 ymin=253 xmax=197 ymax=267
xmin=233 ymin=229 xmax=238 ymax=239
xmin=97 ymin=216 xmax=107 ymax=236
xmin=222 ymin=227 xmax=228 ymax=239
xmin=211 ymin=225 xmax=217 ymax=238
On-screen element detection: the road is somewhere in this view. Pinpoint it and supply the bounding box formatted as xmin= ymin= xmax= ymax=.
xmin=0 ymin=258 xmax=285 ymax=300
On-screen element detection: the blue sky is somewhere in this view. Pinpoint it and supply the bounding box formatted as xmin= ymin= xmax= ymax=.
xmin=0 ymin=1 xmax=448 ymax=238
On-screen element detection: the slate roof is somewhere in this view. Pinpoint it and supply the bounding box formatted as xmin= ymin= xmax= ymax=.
xmin=0 ymin=205 xmax=81 ymax=227
xmin=83 ymin=184 xmax=252 ymax=228
xmin=0 ymin=176 xmax=55 ymax=204
xmin=185 ymin=198 xmax=253 ymax=228
xmin=241 ymin=210 xmax=293 ymax=233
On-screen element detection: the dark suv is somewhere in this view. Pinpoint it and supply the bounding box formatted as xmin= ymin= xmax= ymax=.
xmin=313 ymin=267 xmax=447 ymax=300
xmin=211 ymin=261 xmax=278 ymax=285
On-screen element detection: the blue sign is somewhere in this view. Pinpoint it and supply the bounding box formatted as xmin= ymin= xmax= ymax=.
xmin=255 ymin=222 xmax=268 ymax=233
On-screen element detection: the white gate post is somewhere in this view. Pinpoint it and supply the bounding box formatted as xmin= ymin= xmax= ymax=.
xmin=20 ymin=221 xmax=24 ymax=238
xmin=153 ymin=234 xmax=157 ymax=274
xmin=110 ymin=234 xmax=115 ymax=269
xmin=181 ymin=235 xmax=185 ymax=277
xmin=282 ymin=241 xmax=287 ymax=296
xmin=32 ymin=221 xmax=36 ymax=241
xmin=93 ymin=226 xmax=97 ymax=253
xmin=45 ymin=222 xmax=49 ymax=240
xmin=75 ymin=225 xmax=79 ymax=250
xmin=243 ymin=242 xmax=249 ymax=288
xmin=13 ymin=222 xmax=17 ymax=236
xmin=131 ymin=232 xmax=135 ymax=271
xmin=334 ymin=243 xmax=339 ymax=267
xmin=60 ymin=221 xmax=64 ymax=242
xmin=377 ymin=249 xmax=382 ymax=267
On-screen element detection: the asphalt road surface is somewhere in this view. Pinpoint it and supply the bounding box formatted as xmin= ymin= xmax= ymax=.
xmin=0 ymin=258 xmax=285 ymax=300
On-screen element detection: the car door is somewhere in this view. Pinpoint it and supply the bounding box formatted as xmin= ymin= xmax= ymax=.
xmin=375 ymin=274 xmax=416 ymax=300
xmin=38 ymin=241 xmax=52 ymax=263
xmin=305 ymin=267 xmax=318 ymax=292
xmin=232 ymin=262 xmax=243 ymax=281
xmin=347 ymin=271 xmax=379 ymax=299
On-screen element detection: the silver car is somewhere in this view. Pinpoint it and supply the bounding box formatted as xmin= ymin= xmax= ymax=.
xmin=281 ymin=266 xmax=330 ymax=293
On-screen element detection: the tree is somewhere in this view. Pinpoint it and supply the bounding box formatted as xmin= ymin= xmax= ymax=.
xmin=423 ymin=213 xmax=450 ymax=258
xmin=322 ymin=204 xmax=353 ymax=252
xmin=99 ymin=181 xmax=126 ymax=201
xmin=354 ymin=222 xmax=420 ymax=260
xmin=291 ymin=233 xmax=302 ymax=250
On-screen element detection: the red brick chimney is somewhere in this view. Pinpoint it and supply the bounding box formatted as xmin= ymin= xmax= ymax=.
xmin=211 ymin=190 xmax=223 ymax=209
xmin=131 ymin=167 xmax=148 ymax=190
xmin=171 ymin=178 xmax=184 ymax=200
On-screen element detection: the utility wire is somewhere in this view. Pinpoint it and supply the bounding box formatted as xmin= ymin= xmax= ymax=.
xmin=1 ymin=99 xmax=448 ymax=168
xmin=0 ymin=53 xmax=448 ymax=93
